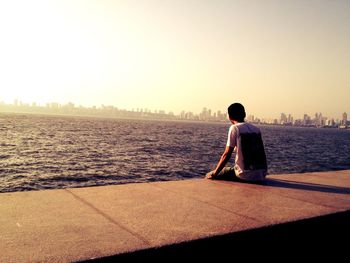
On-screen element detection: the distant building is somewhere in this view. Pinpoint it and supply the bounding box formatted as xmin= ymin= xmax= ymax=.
xmin=200 ymin=107 xmax=210 ymax=120
xmin=325 ymin=118 xmax=336 ymax=127
xmin=313 ymin=112 xmax=324 ymax=126
xmin=247 ymin=115 xmax=255 ymax=123
xmin=342 ymin=112 xmax=348 ymax=126
xmin=280 ymin=113 xmax=287 ymax=124
xmin=303 ymin=114 xmax=311 ymax=126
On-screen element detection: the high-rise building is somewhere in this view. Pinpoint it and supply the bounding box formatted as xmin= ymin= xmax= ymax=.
xmin=247 ymin=115 xmax=254 ymax=122
xmin=314 ymin=112 xmax=323 ymax=126
xmin=303 ymin=114 xmax=311 ymax=126
xmin=342 ymin=112 xmax=348 ymax=125
xmin=280 ymin=113 xmax=287 ymax=124
xmin=200 ymin=107 xmax=210 ymax=120
xmin=180 ymin=111 xmax=186 ymax=119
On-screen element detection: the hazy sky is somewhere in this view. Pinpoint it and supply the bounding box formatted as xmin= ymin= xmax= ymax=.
xmin=0 ymin=0 xmax=349 ymax=119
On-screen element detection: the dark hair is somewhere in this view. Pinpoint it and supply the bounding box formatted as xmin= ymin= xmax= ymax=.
xmin=228 ymin=103 xmax=246 ymax=122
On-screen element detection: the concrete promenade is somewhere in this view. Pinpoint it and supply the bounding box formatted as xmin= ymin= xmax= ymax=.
xmin=1 ymin=170 xmax=350 ymax=262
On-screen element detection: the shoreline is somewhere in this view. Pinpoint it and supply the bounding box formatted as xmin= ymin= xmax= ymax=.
xmin=1 ymin=110 xmax=350 ymax=130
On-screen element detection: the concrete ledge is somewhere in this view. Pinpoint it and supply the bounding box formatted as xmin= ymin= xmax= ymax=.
xmin=1 ymin=170 xmax=350 ymax=262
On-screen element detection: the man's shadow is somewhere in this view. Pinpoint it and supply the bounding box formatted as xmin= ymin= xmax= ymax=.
xmin=262 ymin=178 xmax=350 ymax=195
xmin=214 ymin=172 xmax=350 ymax=195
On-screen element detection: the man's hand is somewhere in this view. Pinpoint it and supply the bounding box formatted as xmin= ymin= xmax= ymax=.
xmin=205 ymin=171 xmax=216 ymax=179
xmin=206 ymin=146 xmax=233 ymax=180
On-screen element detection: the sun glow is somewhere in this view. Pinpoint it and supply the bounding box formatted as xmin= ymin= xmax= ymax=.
xmin=0 ymin=0 xmax=349 ymax=118
xmin=0 ymin=1 xmax=142 ymax=106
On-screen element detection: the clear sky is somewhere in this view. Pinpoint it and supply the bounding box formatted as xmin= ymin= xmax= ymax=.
xmin=0 ymin=0 xmax=349 ymax=119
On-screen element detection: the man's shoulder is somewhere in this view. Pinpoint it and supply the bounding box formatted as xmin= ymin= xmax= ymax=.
xmin=237 ymin=122 xmax=261 ymax=133
xmin=228 ymin=124 xmax=238 ymax=134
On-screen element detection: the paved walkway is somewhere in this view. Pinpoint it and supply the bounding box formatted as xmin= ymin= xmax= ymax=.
xmin=1 ymin=170 xmax=350 ymax=262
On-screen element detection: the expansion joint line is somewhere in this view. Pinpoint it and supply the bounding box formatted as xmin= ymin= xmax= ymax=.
xmin=64 ymin=189 xmax=152 ymax=246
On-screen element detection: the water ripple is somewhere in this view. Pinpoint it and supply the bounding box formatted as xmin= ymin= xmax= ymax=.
xmin=1 ymin=114 xmax=350 ymax=193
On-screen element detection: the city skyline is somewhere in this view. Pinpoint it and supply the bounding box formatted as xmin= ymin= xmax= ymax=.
xmin=1 ymin=98 xmax=348 ymax=127
xmin=0 ymin=1 xmax=349 ymax=119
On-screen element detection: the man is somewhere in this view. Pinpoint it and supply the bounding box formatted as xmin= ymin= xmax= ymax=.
xmin=205 ymin=103 xmax=268 ymax=182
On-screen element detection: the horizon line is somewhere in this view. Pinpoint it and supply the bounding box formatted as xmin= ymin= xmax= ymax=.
xmin=0 ymin=99 xmax=347 ymax=122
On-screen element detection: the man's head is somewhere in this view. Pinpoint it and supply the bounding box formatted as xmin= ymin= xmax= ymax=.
xmin=228 ymin=103 xmax=246 ymax=122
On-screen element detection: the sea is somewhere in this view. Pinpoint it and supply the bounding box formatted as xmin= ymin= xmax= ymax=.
xmin=1 ymin=113 xmax=350 ymax=193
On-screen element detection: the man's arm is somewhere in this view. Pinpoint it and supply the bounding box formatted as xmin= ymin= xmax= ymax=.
xmin=206 ymin=146 xmax=234 ymax=179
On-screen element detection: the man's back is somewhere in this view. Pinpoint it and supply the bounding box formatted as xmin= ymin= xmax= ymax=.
xmin=232 ymin=123 xmax=268 ymax=181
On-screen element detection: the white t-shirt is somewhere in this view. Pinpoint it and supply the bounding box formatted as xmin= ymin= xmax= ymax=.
xmin=226 ymin=122 xmax=268 ymax=181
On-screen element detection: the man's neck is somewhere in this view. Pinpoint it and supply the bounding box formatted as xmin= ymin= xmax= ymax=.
xmin=231 ymin=120 xmax=244 ymax=124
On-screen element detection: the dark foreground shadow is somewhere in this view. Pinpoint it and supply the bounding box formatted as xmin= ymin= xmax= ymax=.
xmin=80 ymin=211 xmax=350 ymax=262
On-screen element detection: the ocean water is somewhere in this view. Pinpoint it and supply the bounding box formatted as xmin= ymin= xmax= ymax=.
xmin=1 ymin=113 xmax=350 ymax=193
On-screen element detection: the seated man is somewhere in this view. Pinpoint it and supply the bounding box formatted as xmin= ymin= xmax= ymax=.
xmin=205 ymin=103 xmax=268 ymax=182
